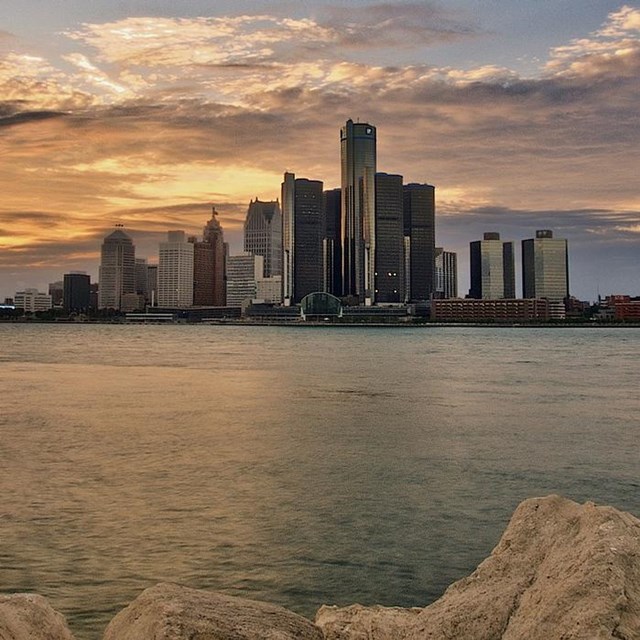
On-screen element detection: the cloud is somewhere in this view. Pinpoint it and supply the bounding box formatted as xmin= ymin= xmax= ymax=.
xmin=546 ymin=4 xmax=640 ymax=77
xmin=1 ymin=4 xmax=639 ymax=299
xmin=64 ymin=4 xmax=477 ymax=74
xmin=0 ymin=52 xmax=96 ymax=110
xmin=0 ymin=109 xmax=66 ymax=127
xmin=320 ymin=2 xmax=477 ymax=48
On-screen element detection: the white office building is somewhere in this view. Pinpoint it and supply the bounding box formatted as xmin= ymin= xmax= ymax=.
xmin=158 ymin=230 xmax=194 ymax=307
xmin=14 ymin=289 xmax=52 ymax=312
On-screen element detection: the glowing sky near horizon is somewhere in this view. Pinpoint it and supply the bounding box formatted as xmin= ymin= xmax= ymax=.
xmin=0 ymin=1 xmax=638 ymax=299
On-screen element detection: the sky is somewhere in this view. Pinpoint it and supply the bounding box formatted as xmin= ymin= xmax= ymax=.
xmin=1 ymin=0 xmax=638 ymax=301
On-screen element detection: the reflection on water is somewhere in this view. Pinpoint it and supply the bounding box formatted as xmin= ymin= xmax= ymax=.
xmin=1 ymin=325 xmax=639 ymax=639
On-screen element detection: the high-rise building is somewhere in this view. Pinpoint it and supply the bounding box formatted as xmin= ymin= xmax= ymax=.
xmin=98 ymin=227 xmax=135 ymax=310
xmin=403 ymin=183 xmax=435 ymax=301
xmin=63 ymin=272 xmax=90 ymax=312
xmin=158 ymin=230 xmax=194 ymax=307
xmin=135 ymin=258 xmax=149 ymax=299
xmin=341 ymin=119 xmax=376 ymax=303
xmin=522 ymin=230 xmax=569 ymax=300
xmin=202 ymin=207 xmax=226 ymax=306
xmin=226 ymin=253 xmax=264 ymax=307
xmin=323 ymin=188 xmax=342 ymax=297
xmin=146 ymin=265 xmax=158 ymax=306
xmin=244 ymin=199 xmax=282 ymax=277
xmin=191 ymin=208 xmax=226 ymax=307
xmin=281 ymin=172 xmax=324 ymax=304
xmin=469 ymin=232 xmax=515 ymax=299
xmin=374 ymin=173 xmax=405 ymax=304
xmin=435 ymin=248 xmax=458 ymax=299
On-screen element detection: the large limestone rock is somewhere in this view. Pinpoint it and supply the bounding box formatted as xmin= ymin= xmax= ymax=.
xmin=102 ymin=582 xmax=323 ymax=640
xmin=316 ymin=604 xmax=421 ymax=640
xmin=316 ymin=495 xmax=640 ymax=640
xmin=0 ymin=593 xmax=76 ymax=640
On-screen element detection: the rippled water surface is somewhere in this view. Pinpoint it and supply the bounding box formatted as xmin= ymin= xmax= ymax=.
xmin=1 ymin=324 xmax=638 ymax=639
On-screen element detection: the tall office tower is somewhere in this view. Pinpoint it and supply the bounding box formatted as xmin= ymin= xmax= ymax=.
xmin=63 ymin=272 xmax=90 ymax=312
xmin=192 ymin=238 xmax=214 ymax=305
xmin=135 ymin=258 xmax=148 ymax=300
xmin=403 ymin=183 xmax=435 ymax=301
xmin=469 ymin=232 xmax=515 ymax=299
xmin=522 ymin=230 xmax=569 ymax=300
xmin=323 ymin=188 xmax=342 ymax=296
xmin=281 ymin=172 xmax=324 ymax=304
xmin=146 ymin=265 xmax=158 ymax=306
xmin=374 ymin=173 xmax=405 ymax=304
xmin=244 ymin=199 xmax=282 ymax=277
xmin=341 ymin=119 xmax=376 ymax=303
xmin=202 ymin=207 xmax=226 ymax=306
xmin=435 ymin=248 xmax=458 ymax=299
xmin=226 ymin=253 xmax=264 ymax=306
xmin=98 ymin=226 xmax=135 ymax=310
xmin=158 ymin=230 xmax=194 ymax=307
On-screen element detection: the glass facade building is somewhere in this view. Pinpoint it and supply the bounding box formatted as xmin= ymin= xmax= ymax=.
xmin=469 ymin=232 xmax=515 ymax=299
xmin=341 ymin=119 xmax=376 ymax=303
xmin=281 ymin=173 xmax=324 ymax=304
xmin=403 ymin=183 xmax=435 ymax=302
xmin=374 ymin=173 xmax=405 ymax=304
xmin=522 ymin=230 xmax=569 ymax=300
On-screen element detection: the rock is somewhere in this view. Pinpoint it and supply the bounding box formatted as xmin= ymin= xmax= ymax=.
xmin=407 ymin=494 xmax=640 ymax=639
xmin=102 ymin=582 xmax=323 ymax=640
xmin=315 ymin=496 xmax=640 ymax=640
xmin=316 ymin=603 xmax=421 ymax=640
xmin=0 ymin=593 xmax=76 ymax=640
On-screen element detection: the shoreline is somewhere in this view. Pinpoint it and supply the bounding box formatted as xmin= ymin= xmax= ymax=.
xmin=2 ymin=318 xmax=640 ymax=329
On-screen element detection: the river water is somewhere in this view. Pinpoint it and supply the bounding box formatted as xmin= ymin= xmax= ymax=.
xmin=0 ymin=324 xmax=638 ymax=638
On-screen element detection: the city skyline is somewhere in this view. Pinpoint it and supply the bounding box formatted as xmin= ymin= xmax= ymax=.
xmin=1 ymin=1 xmax=639 ymax=300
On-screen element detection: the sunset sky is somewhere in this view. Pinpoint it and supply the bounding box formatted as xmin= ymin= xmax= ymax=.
xmin=1 ymin=1 xmax=638 ymax=300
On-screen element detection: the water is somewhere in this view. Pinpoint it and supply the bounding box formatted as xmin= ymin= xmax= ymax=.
xmin=0 ymin=324 xmax=638 ymax=639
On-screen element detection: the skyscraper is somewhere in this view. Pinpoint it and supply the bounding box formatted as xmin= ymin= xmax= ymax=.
xmin=98 ymin=226 xmax=135 ymax=310
xmin=204 ymin=207 xmax=226 ymax=306
xmin=135 ymin=258 xmax=149 ymax=299
xmin=374 ymin=173 xmax=405 ymax=304
xmin=522 ymin=230 xmax=569 ymax=300
xmin=244 ymin=199 xmax=282 ymax=277
xmin=469 ymin=232 xmax=515 ymax=299
xmin=403 ymin=183 xmax=435 ymax=302
xmin=323 ymin=188 xmax=342 ymax=297
xmin=158 ymin=230 xmax=194 ymax=307
xmin=281 ymin=172 xmax=324 ymax=304
xmin=341 ymin=119 xmax=376 ymax=303
xmin=435 ymin=248 xmax=458 ymax=299
xmin=191 ymin=207 xmax=226 ymax=306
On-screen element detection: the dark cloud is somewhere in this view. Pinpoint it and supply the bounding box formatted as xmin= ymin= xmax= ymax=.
xmin=0 ymin=106 xmax=66 ymax=127
xmin=0 ymin=211 xmax=64 ymax=225
xmin=320 ymin=2 xmax=478 ymax=48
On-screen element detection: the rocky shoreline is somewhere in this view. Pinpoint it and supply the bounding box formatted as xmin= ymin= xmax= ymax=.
xmin=2 ymin=495 xmax=639 ymax=639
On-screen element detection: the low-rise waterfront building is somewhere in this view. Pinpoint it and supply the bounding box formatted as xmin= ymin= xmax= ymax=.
xmin=431 ymin=298 xmax=550 ymax=323
xmin=14 ymin=289 xmax=52 ymax=313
